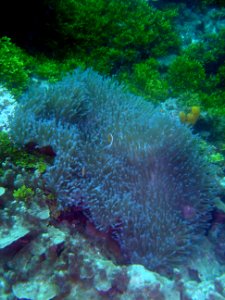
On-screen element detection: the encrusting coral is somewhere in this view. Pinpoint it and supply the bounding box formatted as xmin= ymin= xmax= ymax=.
xmin=9 ymin=68 xmax=218 ymax=271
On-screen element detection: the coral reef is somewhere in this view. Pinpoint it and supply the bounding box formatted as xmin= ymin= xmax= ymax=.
xmin=0 ymin=1 xmax=225 ymax=299
xmin=9 ymin=68 xmax=218 ymax=272
xmin=0 ymin=187 xmax=225 ymax=299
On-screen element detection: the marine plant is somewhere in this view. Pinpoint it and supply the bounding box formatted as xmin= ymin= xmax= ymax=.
xmin=13 ymin=185 xmax=35 ymax=202
xmin=118 ymin=58 xmax=169 ymax=102
xmin=44 ymin=0 xmax=180 ymax=74
xmin=0 ymin=2 xmax=180 ymax=100
xmin=183 ymin=28 xmax=225 ymax=84
xmin=0 ymin=36 xmax=86 ymax=94
xmin=0 ymin=131 xmax=48 ymax=173
xmin=9 ymin=68 xmax=218 ymax=271
xmin=165 ymin=27 xmax=225 ymax=139
xmin=167 ymin=55 xmax=206 ymax=94
xmin=0 ymin=37 xmax=31 ymax=96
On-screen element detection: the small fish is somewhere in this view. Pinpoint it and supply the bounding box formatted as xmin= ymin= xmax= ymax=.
xmin=82 ymin=166 xmax=86 ymax=177
xmin=105 ymin=133 xmax=114 ymax=149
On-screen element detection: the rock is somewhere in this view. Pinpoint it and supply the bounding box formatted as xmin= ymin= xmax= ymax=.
xmin=12 ymin=277 xmax=58 ymax=300
xmin=0 ymin=223 xmax=29 ymax=249
xmin=0 ymin=187 xmax=5 ymax=197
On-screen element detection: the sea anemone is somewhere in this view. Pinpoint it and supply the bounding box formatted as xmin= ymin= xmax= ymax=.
xmin=9 ymin=68 xmax=218 ymax=271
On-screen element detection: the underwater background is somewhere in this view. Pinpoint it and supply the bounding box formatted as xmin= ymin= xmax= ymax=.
xmin=0 ymin=0 xmax=225 ymax=299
